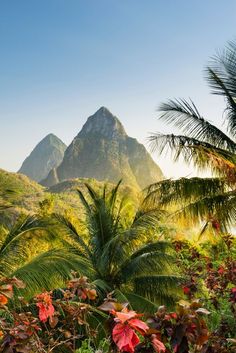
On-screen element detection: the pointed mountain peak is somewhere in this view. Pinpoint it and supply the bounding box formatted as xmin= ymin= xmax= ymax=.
xmin=42 ymin=108 xmax=164 ymax=189
xmin=78 ymin=107 xmax=126 ymax=138
xmin=44 ymin=133 xmax=59 ymax=140
xmin=18 ymin=134 xmax=67 ymax=182
xmin=36 ymin=133 xmax=66 ymax=148
xmin=96 ymin=106 xmax=112 ymax=115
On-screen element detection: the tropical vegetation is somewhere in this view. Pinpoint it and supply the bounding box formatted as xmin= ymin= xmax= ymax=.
xmin=1 ymin=40 xmax=236 ymax=352
xmin=54 ymin=181 xmax=180 ymax=310
xmin=148 ymin=40 xmax=236 ymax=231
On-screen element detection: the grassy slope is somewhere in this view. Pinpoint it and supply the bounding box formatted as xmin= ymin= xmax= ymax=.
xmin=0 ymin=170 xmax=140 ymax=217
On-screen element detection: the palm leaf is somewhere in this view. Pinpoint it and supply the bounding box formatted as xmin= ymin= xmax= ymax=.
xmin=159 ymin=98 xmax=236 ymax=151
xmin=12 ymin=249 xmax=93 ymax=298
xmin=175 ymin=190 xmax=236 ymax=230
xmin=119 ymin=252 xmax=173 ymax=282
xmin=145 ymin=177 xmax=228 ymax=207
xmin=124 ymin=292 xmax=158 ymax=313
xmin=149 ymin=133 xmax=236 ymax=178
xmin=205 ymin=41 xmax=236 ymax=136
xmin=0 ymin=214 xmax=50 ymax=257
xmin=134 ymin=275 xmax=182 ymax=306
xmin=54 ymin=214 xmax=92 ymax=259
xmin=206 ymin=67 xmax=236 ymax=137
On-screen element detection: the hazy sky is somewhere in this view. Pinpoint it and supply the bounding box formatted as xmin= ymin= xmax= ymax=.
xmin=1 ymin=0 xmax=236 ymax=177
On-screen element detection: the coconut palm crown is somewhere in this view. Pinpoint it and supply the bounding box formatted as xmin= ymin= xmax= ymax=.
xmin=55 ymin=181 xmax=180 ymax=312
xmin=148 ymin=41 xmax=236 ymax=231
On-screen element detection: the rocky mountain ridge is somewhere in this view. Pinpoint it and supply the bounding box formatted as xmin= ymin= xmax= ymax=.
xmin=41 ymin=107 xmax=163 ymax=189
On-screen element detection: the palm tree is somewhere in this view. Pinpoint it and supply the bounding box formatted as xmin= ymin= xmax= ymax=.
xmin=148 ymin=40 xmax=236 ymax=231
xmin=0 ymin=213 xmax=86 ymax=298
xmin=55 ymin=181 xmax=180 ymax=312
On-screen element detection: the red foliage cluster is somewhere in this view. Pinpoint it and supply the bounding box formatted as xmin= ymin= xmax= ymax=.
xmin=66 ymin=274 xmax=97 ymax=301
xmin=206 ymin=260 xmax=236 ymax=292
xmin=36 ymin=291 xmax=55 ymax=323
xmin=1 ymin=313 xmax=41 ymax=352
xmin=205 ymin=259 xmax=236 ymax=313
xmin=0 ymin=270 xmax=236 ymax=353
xmin=146 ymin=301 xmax=209 ymax=353
xmin=111 ymin=309 xmax=149 ymax=353
xmin=229 ymin=287 xmax=236 ymax=317
xmin=0 ymin=274 xmax=98 ymax=352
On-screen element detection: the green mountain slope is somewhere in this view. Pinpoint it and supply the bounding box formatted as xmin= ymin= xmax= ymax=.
xmin=0 ymin=169 xmax=138 ymax=219
xmin=0 ymin=169 xmax=45 ymax=214
xmin=18 ymin=134 xmax=67 ymax=182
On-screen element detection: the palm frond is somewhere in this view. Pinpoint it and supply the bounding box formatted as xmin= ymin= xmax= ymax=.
xmin=144 ymin=178 xmax=236 ymax=229
xmin=149 ymin=133 xmax=236 ymax=178
xmin=12 ymin=249 xmax=94 ymax=298
xmin=131 ymin=206 xmax=164 ymax=229
xmin=54 ymin=214 xmax=91 ymax=259
xmin=158 ymin=98 xmax=236 ymax=151
xmin=119 ymin=251 xmax=173 ymax=282
xmin=129 ymin=241 xmax=171 ymax=258
xmin=205 ymin=41 xmax=236 ymax=136
xmin=145 ymin=177 xmax=228 ymax=207
xmin=174 ymin=190 xmax=236 ymax=230
xmin=77 ymin=189 xmax=93 ymax=215
xmin=108 ymin=179 xmax=122 ymax=211
xmin=124 ymin=292 xmax=158 ymax=314
xmin=0 ymin=214 xmax=50 ymax=257
xmin=91 ymin=279 xmax=112 ymax=296
xmin=134 ymin=275 xmax=182 ymax=306
xmin=206 ymin=67 xmax=236 ymax=137
xmin=117 ymin=241 xmax=172 ymax=280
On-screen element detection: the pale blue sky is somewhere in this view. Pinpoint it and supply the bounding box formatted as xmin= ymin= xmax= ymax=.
xmin=1 ymin=0 xmax=236 ymax=177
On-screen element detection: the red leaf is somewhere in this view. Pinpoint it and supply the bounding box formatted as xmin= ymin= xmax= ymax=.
xmin=113 ymin=308 xmax=138 ymax=323
xmin=152 ymin=335 xmax=166 ymax=353
xmin=128 ymin=318 xmax=149 ymax=335
xmin=37 ymin=302 xmax=54 ymax=322
xmin=112 ymin=323 xmax=140 ymax=353
xmin=182 ymin=286 xmax=191 ymax=295
xmin=36 ymin=292 xmax=55 ymax=322
xmin=217 ymin=266 xmax=225 ymax=275
xmin=0 ymin=294 xmax=8 ymax=305
xmin=170 ymin=312 xmax=177 ymax=319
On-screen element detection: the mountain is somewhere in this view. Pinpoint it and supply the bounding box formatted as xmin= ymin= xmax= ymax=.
xmin=41 ymin=107 xmax=163 ymax=189
xmin=18 ymin=134 xmax=67 ymax=182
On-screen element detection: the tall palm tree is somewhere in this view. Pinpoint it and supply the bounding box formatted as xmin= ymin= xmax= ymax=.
xmin=0 ymin=213 xmax=86 ymax=298
xmin=148 ymin=40 xmax=236 ymax=231
xmin=55 ymin=181 xmax=180 ymax=312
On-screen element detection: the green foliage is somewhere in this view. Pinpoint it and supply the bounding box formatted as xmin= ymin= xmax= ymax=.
xmin=0 ymin=212 xmax=89 ymax=298
xmin=149 ymin=40 xmax=236 ymax=230
xmin=75 ymin=339 xmax=110 ymax=353
xmin=55 ymin=181 xmax=181 ymax=309
xmin=172 ymin=235 xmax=236 ymax=337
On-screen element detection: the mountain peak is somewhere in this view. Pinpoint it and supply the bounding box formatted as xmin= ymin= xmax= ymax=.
xmin=18 ymin=134 xmax=67 ymax=182
xmin=42 ymin=108 xmax=164 ymax=189
xmin=44 ymin=133 xmax=59 ymax=140
xmin=78 ymin=107 xmax=126 ymax=138
xmin=96 ymin=106 xmax=112 ymax=115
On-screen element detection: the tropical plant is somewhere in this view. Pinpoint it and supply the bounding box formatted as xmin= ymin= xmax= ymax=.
xmin=55 ymin=181 xmax=180 ymax=312
xmin=0 ymin=213 xmax=85 ymax=298
xmin=3 ymin=274 xmax=234 ymax=353
xmin=148 ymin=40 xmax=236 ymax=231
